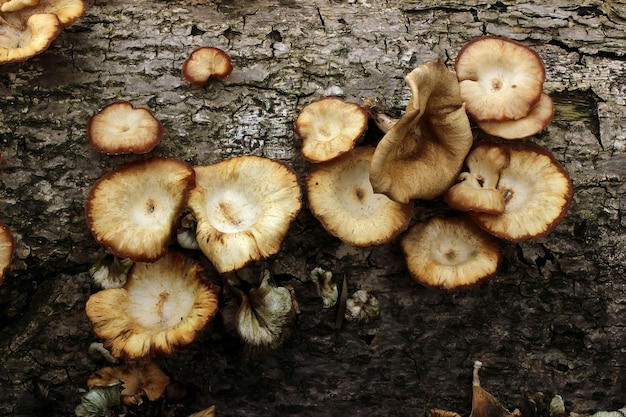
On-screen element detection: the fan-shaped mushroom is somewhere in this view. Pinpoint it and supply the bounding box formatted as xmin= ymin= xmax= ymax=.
xmin=182 ymin=46 xmax=233 ymax=86
xmin=369 ymin=60 xmax=473 ymax=203
xmin=85 ymin=250 xmax=220 ymax=360
xmin=187 ymin=155 xmax=301 ymax=273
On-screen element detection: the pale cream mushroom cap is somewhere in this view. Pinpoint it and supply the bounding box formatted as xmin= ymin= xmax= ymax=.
xmin=295 ymin=97 xmax=369 ymax=163
xmin=455 ymin=36 xmax=545 ymax=122
xmin=401 ymin=216 xmax=501 ymax=290
xmin=86 ymin=157 xmax=195 ymax=262
xmin=85 ymin=250 xmax=219 ymax=360
xmin=187 ymin=156 xmax=302 ymax=273
xmin=182 ymin=46 xmax=233 ymax=86
xmin=306 ymin=146 xmax=413 ymax=246
xmin=470 ymin=142 xmax=573 ymax=241
xmin=1 ymin=0 xmax=39 ymax=13
xmin=477 ymin=93 xmax=554 ymax=139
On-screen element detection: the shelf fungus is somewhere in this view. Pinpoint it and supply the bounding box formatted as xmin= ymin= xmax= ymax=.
xmin=468 ymin=142 xmax=573 ymax=241
xmin=221 ymin=269 xmax=297 ymax=351
xmin=306 ymin=146 xmax=413 ymax=247
xmin=182 ymin=46 xmax=233 ymax=86
xmin=187 ymin=155 xmax=302 ymax=273
xmin=455 ymin=36 xmax=553 ymax=139
xmin=0 ymin=219 xmax=13 ymax=286
xmin=85 ymin=157 xmax=195 ymax=263
xmin=295 ymin=96 xmax=369 ymax=163
xmin=401 ymin=216 xmax=501 ymax=289
xmin=0 ymin=0 xmax=86 ymax=64
xmin=369 ymin=60 xmax=473 ymax=203
xmin=85 ymin=250 xmax=220 ymax=360
xmin=87 ymin=101 xmax=164 ymax=155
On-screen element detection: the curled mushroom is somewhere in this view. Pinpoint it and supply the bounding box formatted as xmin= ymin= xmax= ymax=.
xmin=369 ymin=60 xmax=473 ymax=203
xmin=470 ymin=361 xmax=521 ymax=417
xmin=182 ymin=46 xmax=233 ymax=86
xmin=477 ymin=93 xmax=554 ymax=139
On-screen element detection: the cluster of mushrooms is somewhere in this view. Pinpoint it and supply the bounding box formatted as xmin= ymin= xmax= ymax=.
xmin=296 ymin=36 xmax=573 ymax=290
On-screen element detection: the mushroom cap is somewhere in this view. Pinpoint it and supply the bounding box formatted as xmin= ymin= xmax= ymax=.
xmin=477 ymin=93 xmax=554 ymax=139
xmin=306 ymin=146 xmax=413 ymax=246
xmin=469 ymin=142 xmax=573 ymax=241
xmin=86 ymin=157 xmax=195 ymax=262
xmin=187 ymin=155 xmax=302 ymax=273
xmin=401 ymin=216 xmax=501 ymax=290
xmin=87 ymin=101 xmax=164 ymax=155
xmin=455 ymin=36 xmax=545 ymax=122
xmin=295 ymin=97 xmax=369 ymax=163
xmin=85 ymin=250 xmax=220 ymax=360
xmin=0 ymin=0 xmax=85 ymax=64
xmin=0 ymin=220 xmax=14 ymax=286
xmin=182 ymin=46 xmax=233 ymax=86
xmin=445 ymin=142 xmax=510 ymax=214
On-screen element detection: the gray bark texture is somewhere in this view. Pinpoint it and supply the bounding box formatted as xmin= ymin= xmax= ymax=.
xmin=0 ymin=0 xmax=625 ymax=416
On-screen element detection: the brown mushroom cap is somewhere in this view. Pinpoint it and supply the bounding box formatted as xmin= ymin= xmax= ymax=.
xmin=295 ymin=97 xmax=369 ymax=163
xmin=445 ymin=142 xmax=510 ymax=214
xmin=455 ymin=36 xmax=545 ymax=122
xmin=85 ymin=250 xmax=219 ymax=360
xmin=469 ymin=142 xmax=573 ymax=241
xmin=401 ymin=216 xmax=501 ymax=290
xmin=306 ymin=146 xmax=413 ymax=246
xmin=85 ymin=157 xmax=195 ymax=262
xmin=182 ymin=46 xmax=233 ymax=86
xmin=0 ymin=220 xmax=14 ymax=286
xmin=477 ymin=93 xmax=554 ymax=139
xmin=87 ymin=101 xmax=164 ymax=155
xmin=0 ymin=0 xmax=85 ymax=64
xmin=187 ymin=155 xmax=302 ymax=273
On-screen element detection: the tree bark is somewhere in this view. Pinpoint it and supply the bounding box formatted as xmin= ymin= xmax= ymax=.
xmin=0 ymin=0 xmax=625 ymax=416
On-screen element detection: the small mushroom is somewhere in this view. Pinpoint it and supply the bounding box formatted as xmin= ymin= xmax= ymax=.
xmin=85 ymin=250 xmax=220 ymax=359
xmin=470 ymin=361 xmax=522 ymax=417
xmin=87 ymin=101 xmax=164 ymax=155
xmin=294 ymin=97 xmax=369 ymax=163
xmin=469 ymin=142 xmax=573 ymax=241
xmin=401 ymin=216 xmax=501 ymax=289
xmin=306 ymin=146 xmax=413 ymax=247
xmin=182 ymin=46 xmax=233 ymax=86
xmin=369 ymin=60 xmax=474 ymax=203
xmin=74 ymin=384 xmax=121 ymax=417
xmin=85 ymin=157 xmax=195 ymax=262
xmin=455 ymin=36 xmax=545 ymax=122
xmin=345 ymin=289 xmax=380 ymax=324
xmin=0 ymin=220 xmax=13 ymax=286
xmin=187 ymin=155 xmax=301 ymax=273
xmin=89 ymin=254 xmax=134 ymax=289
xmin=310 ymin=266 xmax=338 ymax=308
xmin=445 ymin=141 xmax=511 ymax=214
xmin=0 ymin=0 xmax=86 ymax=64
xmin=476 ymin=93 xmax=554 ymax=139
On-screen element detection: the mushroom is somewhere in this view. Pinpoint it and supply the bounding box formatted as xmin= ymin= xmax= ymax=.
xmin=87 ymin=101 xmax=164 ymax=155
xmin=0 ymin=219 xmax=13 ymax=286
xmin=401 ymin=216 xmax=501 ymax=290
xmin=85 ymin=250 xmax=220 ymax=360
xmin=294 ymin=97 xmax=369 ymax=163
xmin=306 ymin=146 xmax=413 ymax=247
xmin=89 ymin=254 xmax=134 ymax=289
xmin=455 ymin=36 xmax=545 ymax=122
xmin=87 ymin=361 xmax=170 ymax=406
xmin=0 ymin=0 xmax=86 ymax=64
xmin=182 ymin=46 xmax=233 ymax=86
xmin=310 ymin=266 xmax=338 ymax=308
xmin=470 ymin=361 xmax=521 ymax=417
xmin=445 ymin=141 xmax=511 ymax=214
xmin=369 ymin=60 xmax=474 ymax=203
xmin=187 ymin=155 xmax=301 ymax=273
xmin=345 ymin=289 xmax=380 ymax=324
xmin=469 ymin=142 xmax=573 ymax=241
xmin=85 ymin=157 xmax=195 ymax=263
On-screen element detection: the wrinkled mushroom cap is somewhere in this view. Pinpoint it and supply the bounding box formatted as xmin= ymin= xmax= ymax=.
xmin=470 ymin=142 xmax=573 ymax=241
xmin=369 ymin=60 xmax=473 ymax=203
xmin=182 ymin=46 xmax=233 ymax=86
xmin=0 ymin=220 xmax=14 ymax=286
xmin=85 ymin=250 xmax=220 ymax=360
xmin=306 ymin=146 xmax=413 ymax=246
xmin=86 ymin=157 xmax=195 ymax=262
xmin=477 ymin=93 xmax=554 ymax=139
xmin=187 ymin=156 xmax=302 ymax=273
xmin=445 ymin=142 xmax=510 ymax=214
xmin=295 ymin=97 xmax=369 ymax=163
xmin=455 ymin=36 xmax=545 ymax=122
xmin=87 ymin=101 xmax=164 ymax=155
xmin=401 ymin=216 xmax=501 ymax=289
